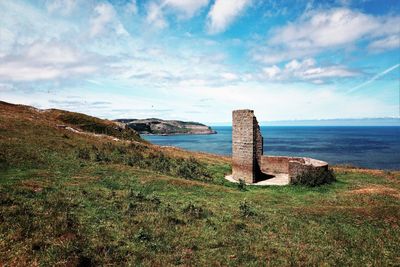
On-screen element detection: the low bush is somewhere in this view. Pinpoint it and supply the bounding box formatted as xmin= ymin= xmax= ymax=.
xmin=77 ymin=143 xmax=211 ymax=182
xmin=182 ymin=203 xmax=209 ymax=219
xmin=135 ymin=228 xmax=152 ymax=242
xmin=237 ymin=179 xmax=247 ymax=191
xmin=174 ymin=157 xmax=211 ymax=181
xmin=76 ymin=147 xmax=91 ymax=160
xmin=292 ymin=168 xmax=336 ymax=187
xmin=0 ymin=155 xmax=8 ymax=170
xmin=126 ymin=153 xmax=144 ymax=167
xmin=239 ymin=201 xmax=256 ymax=218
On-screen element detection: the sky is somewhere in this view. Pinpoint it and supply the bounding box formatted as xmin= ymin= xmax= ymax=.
xmin=0 ymin=0 xmax=399 ymax=124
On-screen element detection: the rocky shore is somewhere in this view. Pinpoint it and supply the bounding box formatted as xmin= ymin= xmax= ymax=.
xmin=115 ymin=118 xmax=217 ymax=135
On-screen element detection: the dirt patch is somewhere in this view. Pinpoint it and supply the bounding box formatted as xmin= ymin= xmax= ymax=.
xmin=19 ymin=180 xmax=47 ymax=192
xmin=58 ymin=232 xmax=76 ymax=243
xmin=348 ymin=185 xmax=400 ymax=199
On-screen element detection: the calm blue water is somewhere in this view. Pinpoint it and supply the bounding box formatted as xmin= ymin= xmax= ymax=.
xmin=143 ymin=126 xmax=400 ymax=170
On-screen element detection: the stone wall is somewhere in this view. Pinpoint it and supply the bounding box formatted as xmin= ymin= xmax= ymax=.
xmin=260 ymin=155 xmax=328 ymax=184
xmin=254 ymin=117 xmax=263 ymax=168
xmin=260 ymin=156 xmax=291 ymax=174
xmin=232 ymin=110 xmax=262 ymax=183
xmin=288 ymin=158 xmax=328 ymax=183
xmin=232 ymin=109 xmax=329 ymax=184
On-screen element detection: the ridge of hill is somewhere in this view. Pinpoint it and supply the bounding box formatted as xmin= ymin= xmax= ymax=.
xmin=116 ymin=118 xmax=217 ymax=135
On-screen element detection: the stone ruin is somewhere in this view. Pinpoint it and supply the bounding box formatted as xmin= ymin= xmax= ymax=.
xmin=230 ymin=109 xmax=329 ymax=185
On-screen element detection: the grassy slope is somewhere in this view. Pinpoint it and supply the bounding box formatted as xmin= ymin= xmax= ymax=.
xmin=0 ymin=101 xmax=399 ymax=266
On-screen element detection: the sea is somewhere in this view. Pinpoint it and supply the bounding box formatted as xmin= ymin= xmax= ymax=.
xmin=143 ymin=126 xmax=400 ymax=170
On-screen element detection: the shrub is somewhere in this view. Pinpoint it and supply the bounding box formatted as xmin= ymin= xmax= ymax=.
xmin=94 ymin=150 xmax=111 ymax=163
xmin=88 ymin=143 xmax=212 ymax=183
xmin=129 ymin=189 xmax=145 ymax=201
xmin=147 ymin=152 xmax=172 ymax=173
xmin=0 ymin=155 xmax=8 ymax=170
xmin=239 ymin=201 xmax=256 ymax=218
xmin=76 ymin=147 xmax=91 ymax=160
xmin=135 ymin=228 xmax=152 ymax=242
xmin=237 ymin=179 xmax=247 ymax=191
xmin=174 ymin=157 xmax=211 ymax=181
xmin=292 ymin=168 xmax=336 ymax=187
xmin=182 ymin=203 xmax=208 ymax=219
xmin=126 ymin=153 xmax=144 ymax=167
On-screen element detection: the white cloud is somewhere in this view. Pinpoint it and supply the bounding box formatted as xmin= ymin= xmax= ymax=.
xmin=207 ymin=0 xmax=251 ymax=34
xmin=90 ymin=3 xmax=115 ymax=37
xmin=179 ymin=79 xmax=208 ymax=87
xmin=220 ymin=72 xmax=239 ymax=81
xmin=254 ymin=8 xmax=400 ymax=63
xmin=270 ymin=8 xmax=377 ymax=48
xmin=144 ymin=0 xmax=209 ymax=28
xmin=146 ymin=2 xmax=168 ymax=29
xmin=368 ymin=35 xmax=400 ymax=52
xmin=302 ymin=66 xmax=358 ymax=79
xmin=46 ymin=0 xmax=77 ymax=15
xmin=261 ymin=58 xmax=359 ymax=82
xmin=90 ymin=3 xmax=128 ymax=37
xmin=263 ymin=65 xmax=280 ymax=79
xmin=0 ymin=62 xmax=95 ymax=81
xmin=0 ymin=1 xmax=75 ymax=55
xmin=26 ymin=42 xmax=79 ymax=64
xmin=285 ymin=58 xmax=315 ymax=71
xmin=0 ymin=62 xmax=97 ymax=82
xmin=164 ymin=0 xmax=209 ymax=18
xmin=0 ymin=41 xmax=98 ymax=82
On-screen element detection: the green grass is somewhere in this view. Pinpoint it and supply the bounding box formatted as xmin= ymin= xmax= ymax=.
xmin=56 ymin=110 xmax=142 ymax=142
xmin=1 ymin=160 xmax=399 ymax=266
xmin=1 ymin=102 xmax=399 ymax=266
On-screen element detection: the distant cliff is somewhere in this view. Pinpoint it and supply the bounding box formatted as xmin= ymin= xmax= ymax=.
xmin=115 ymin=118 xmax=217 ymax=135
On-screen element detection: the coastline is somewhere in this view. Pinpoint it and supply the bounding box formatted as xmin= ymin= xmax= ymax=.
xmin=143 ymin=126 xmax=400 ymax=170
xmin=140 ymin=130 xmax=217 ymax=136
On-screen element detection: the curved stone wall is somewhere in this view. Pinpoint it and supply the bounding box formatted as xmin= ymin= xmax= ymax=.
xmin=260 ymin=155 xmax=328 ymax=184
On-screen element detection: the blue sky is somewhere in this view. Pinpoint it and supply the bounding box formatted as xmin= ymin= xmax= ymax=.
xmin=0 ymin=0 xmax=399 ymax=123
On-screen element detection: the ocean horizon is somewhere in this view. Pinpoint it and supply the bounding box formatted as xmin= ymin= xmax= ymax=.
xmin=144 ymin=126 xmax=400 ymax=170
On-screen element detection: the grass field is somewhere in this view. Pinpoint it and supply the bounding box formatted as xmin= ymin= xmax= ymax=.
xmin=1 ymin=101 xmax=399 ymax=266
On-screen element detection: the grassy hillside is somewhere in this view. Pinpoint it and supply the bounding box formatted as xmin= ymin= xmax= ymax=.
xmin=0 ymin=101 xmax=399 ymax=266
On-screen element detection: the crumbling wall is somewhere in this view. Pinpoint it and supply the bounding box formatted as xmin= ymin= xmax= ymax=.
xmin=232 ymin=109 xmax=329 ymax=184
xmin=260 ymin=156 xmax=291 ymax=174
xmin=288 ymin=158 xmax=328 ymax=184
xmin=232 ymin=110 xmax=262 ymax=183
xmin=254 ymin=118 xmax=263 ymax=166
xmin=260 ymin=155 xmax=328 ymax=184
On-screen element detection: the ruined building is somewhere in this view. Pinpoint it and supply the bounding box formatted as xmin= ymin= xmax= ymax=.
xmin=231 ymin=109 xmax=329 ymax=184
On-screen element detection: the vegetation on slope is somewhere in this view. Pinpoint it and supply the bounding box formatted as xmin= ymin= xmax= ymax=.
xmin=0 ymin=101 xmax=399 ymax=266
xmin=53 ymin=109 xmax=142 ymax=142
xmin=293 ymin=168 xmax=336 ymax=186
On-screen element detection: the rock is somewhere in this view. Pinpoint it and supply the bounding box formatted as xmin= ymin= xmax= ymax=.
xmin=114 ymin=118 xmax=216 ymax=135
